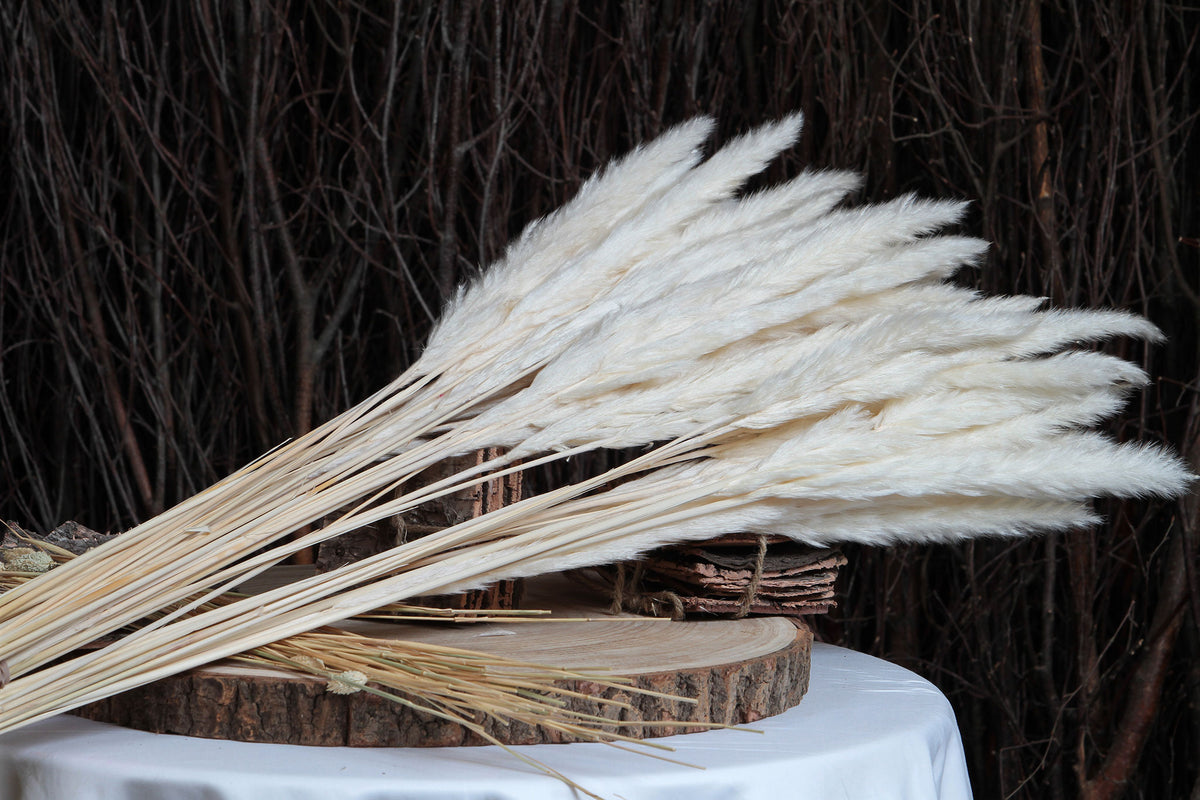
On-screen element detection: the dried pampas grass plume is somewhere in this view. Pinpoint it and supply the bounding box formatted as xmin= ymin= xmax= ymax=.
xmin=0 ymin=115 xmax=1191 ymax=735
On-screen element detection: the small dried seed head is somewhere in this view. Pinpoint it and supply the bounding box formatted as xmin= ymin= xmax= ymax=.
xmin=326 ymin=670 xmax=368 ymax=695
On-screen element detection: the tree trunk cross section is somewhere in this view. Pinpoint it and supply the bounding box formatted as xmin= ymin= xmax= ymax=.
xmin=74 ymin=578 xmax=811 ymax=747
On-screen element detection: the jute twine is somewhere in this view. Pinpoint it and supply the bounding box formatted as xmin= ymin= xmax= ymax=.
xmin=610 ymin=535 xmax=770 ymax=620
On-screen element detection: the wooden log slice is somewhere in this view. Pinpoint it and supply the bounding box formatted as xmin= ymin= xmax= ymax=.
xmin=73 ymin=575 xmax=811 ymax=747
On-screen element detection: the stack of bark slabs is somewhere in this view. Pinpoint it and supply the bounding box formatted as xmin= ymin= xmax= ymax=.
xmin=614 ymin=534 xmax=846 ymax=619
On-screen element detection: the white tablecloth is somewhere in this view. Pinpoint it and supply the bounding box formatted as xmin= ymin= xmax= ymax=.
xmin=0 ymin=643 xmax=972 ymax=800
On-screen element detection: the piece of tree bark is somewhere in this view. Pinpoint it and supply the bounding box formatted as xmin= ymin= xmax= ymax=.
xmin=315 ymin=448 xmax=523 ymax=608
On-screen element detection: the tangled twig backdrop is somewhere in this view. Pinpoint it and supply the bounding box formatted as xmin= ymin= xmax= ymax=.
xmin=0 ymin=2 xmax=1196 ymax=799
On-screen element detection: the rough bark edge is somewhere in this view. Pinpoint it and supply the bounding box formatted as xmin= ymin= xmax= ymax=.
xmin=72 ymin=625 xmax=811 ymax=747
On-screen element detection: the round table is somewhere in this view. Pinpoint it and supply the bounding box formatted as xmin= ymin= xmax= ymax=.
xmin=0 ymin=643 xmax=973 ymax=799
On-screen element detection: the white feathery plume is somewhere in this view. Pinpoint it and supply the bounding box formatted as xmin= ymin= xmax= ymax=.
xmin=427 ymin=118 xmax=715 ymax=343
xmin=0 ymin=115 xmax=1191 ymax=735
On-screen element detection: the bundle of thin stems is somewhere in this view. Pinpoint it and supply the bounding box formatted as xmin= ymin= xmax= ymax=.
xmin=245 ymin=632 xmax=714 ymax=798
xmin=245 ymin=632 xmax=703 ymax=744
xmin=0 ymin=116 xmax=1191 ymax=736
xmin=0 ymin=546 xmax=703 ymax=759
xmin=0 ymin=559 xmax=700 ymax=800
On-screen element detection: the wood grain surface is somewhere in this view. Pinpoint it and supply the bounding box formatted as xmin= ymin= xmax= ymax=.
xmin=74 ymin=573 xmax=812 ymax=746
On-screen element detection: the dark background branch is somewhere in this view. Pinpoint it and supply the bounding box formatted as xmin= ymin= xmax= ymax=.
xmin=1 ymin=2 xmax=1196 ymax=797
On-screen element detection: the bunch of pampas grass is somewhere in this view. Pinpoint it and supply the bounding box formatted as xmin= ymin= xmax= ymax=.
xmin=0 ymin=115 xmax=1190 ymax=739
